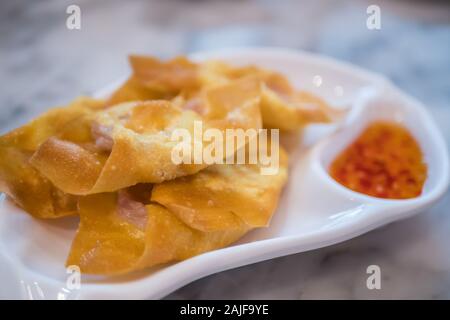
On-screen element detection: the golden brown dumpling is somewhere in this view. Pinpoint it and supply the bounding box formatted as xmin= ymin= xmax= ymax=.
xmin=0 ymin=97 xmax=104 ymax=218
xmin=31 ymin=80 xmax=262 ymax=195
xmin=107 ymin=77 xmax=163 ymax=106
xmin=107 ymin=56 xmax=200 ymax=106
xmin=107 ymin=55 xmax=337 ymax=131
xmin=260 ymin=84 xmax=331 ymax=130
xmin=66 ymin=149 xmax=288 ymax=275
xmin=151 ymin=147 xmax=289 ymax=232
xmin=30 ymin=101 xmax=207 ymax=195
xmin=173 ymin=77 xmax=262 ymax=131
xmin=130 ymin=55 xmax=199 ymax=94
xmin=66 ymin=191 xmax=249 ymax=275
xmin=198 ymin=60 xmax=338 ymax=130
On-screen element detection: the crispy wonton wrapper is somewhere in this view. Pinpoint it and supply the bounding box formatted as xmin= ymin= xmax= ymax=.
xmin=200 ymin=61 xmax=341 ymax=130
xmin=173 ymin=77 xmax=263 ymax=131
xmin=31 ymin=101 xmax=205 ymax=195
xmin=107 ymin=56 xmax=199 ymax=106
xmin=0 ymin=97 xmax=104 ymax=218
xmin=107 ymin=56 xmax=339 ymax=131
xmin=0 ymin=54 xmax=337 ymax=275
xmin=67 ymin=148 xmax=288 ymax=275
xmin=31 ymin=80 xmax=262 ymax=195
xmin=151 ymin=147 xmax=289 ymax=232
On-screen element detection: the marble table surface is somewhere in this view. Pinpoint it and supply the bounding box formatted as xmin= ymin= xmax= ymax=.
xmin=1 ymin=0 xmax=449 ymax=299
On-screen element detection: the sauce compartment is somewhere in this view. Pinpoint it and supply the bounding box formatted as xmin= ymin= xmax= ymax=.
xmin=317 ymin=86 xmax=449 ymax=203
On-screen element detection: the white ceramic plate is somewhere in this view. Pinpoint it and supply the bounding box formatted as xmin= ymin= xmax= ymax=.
xmin=0 ymin=48 xmax=448 ymax=300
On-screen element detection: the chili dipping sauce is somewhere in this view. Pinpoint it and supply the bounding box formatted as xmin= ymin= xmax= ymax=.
xmin=329 ymin=122 xmax=427 ymax=199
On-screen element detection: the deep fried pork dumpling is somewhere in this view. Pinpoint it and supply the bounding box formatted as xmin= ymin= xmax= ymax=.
xmin=66 ymin=190 xmax=249 ymax=275
xmin=31 ymin=77 xmax=263 ymax=195
xmin=30 ymin=101 xmax=207 ymax=195
xmin=130 ymin=55 xmax=199 ymax=94
xmin=107 ymin=56 xmax=199 ymax=106
xmin=108 ymin=55 xmax=339 ymax=132
xmin=107 ymin=77 xmax=162 ymax=107
xmin=173 ymin=77 xmax=262 ymax=131
xmin=66 ymin=148 xmax=288 ymax=275
xmin=0 ymin=97 xmax=104 ymax=218
xmin=0 ymin=54 xmax=343 ymax=276
xmin=151 ymin=146 xmax=289 ymax=232
xmin=199 ymin=60 xmax=340 ymax=130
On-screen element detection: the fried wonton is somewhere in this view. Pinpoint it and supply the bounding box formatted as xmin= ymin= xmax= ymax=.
xmin=151 ymin=147 xmax=289 ymax=232
xmin=107 ymin=77 xmax=163 ymax=106
xmin=30 ymin=101 xmax=207 ymax=195
xmin=0 ymin=97 xmax=104 ymax=218
xmin=31 ymin=80 xmax=262 ymax=195
xmin=173 ymin=77 xmax=262 ymax=131
xmin=130 ymin=55 xmax=199 ymax=94
xmin=107 ymin=56 xmax=339 ymax=131
xmin=0 ymin=53 xmax=341 ymax=275
xmin=66 ymin=148 xmax=288 ymax=275
xmin=199 ymin=60 xmax=339 ymax=130
xmin=107 ymin=56 xmax=199 ymax=106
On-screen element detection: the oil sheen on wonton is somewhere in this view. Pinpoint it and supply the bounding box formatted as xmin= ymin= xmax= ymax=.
xmin=0 ymin=97 xmax=104 ymax=218
xmin=66 ymin=150 xmax=288 ymax=275
xmin=31 ymin=80 xmax=261 ymax=195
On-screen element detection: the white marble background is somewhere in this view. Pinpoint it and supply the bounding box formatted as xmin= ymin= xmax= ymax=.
xmin=1 ymin=0 xmax=449 ymax=299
